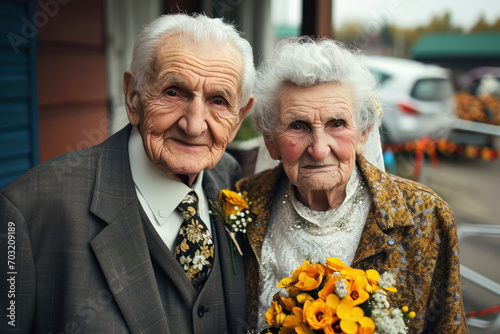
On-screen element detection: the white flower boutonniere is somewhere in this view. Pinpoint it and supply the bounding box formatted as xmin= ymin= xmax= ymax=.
xmin=210 ymin=189 xmax=252 ymax=258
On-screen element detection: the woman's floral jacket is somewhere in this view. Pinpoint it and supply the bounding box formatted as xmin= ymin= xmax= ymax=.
xmin=236 ymin=154 xmax=468 ymax=333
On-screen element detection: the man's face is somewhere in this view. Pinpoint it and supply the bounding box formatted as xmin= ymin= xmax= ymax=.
xmin=125 ymin=33 xmax=252 ymax=185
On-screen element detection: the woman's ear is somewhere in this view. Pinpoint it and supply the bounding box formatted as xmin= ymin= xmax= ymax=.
xmin=123 ymin=71 xmax=141 ymax=126
xmin=264 ymin=136 xmax=280 ymax=161
xmin=356 ymin=125 xmax=373 ymax=155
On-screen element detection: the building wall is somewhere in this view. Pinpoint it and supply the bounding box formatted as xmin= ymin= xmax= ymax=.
xmin=105 ymin=0 xmax=162 ymax=135
xmin=0 ymin=0 xmax=39 ymax=189
xmin=37 ymin=0 xmax=108 ymax=162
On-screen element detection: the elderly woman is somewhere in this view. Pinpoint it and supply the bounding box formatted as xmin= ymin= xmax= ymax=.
xmin=236 ymin=37 xmax=467 ymax=333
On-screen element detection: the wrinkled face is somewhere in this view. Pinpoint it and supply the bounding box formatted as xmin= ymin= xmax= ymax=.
xmin=266 ymin=82 xmax=369 ymax=194
xmin=125 ymin=33 xmax=252 ymax=185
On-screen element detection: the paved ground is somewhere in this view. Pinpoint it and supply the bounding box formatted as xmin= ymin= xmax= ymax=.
xmin=396 ymin=155 xmax=500 ymax=333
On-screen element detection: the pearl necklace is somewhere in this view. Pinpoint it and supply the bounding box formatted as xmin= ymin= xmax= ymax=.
xmin=283 ymin=178 xmax=368 ymax=236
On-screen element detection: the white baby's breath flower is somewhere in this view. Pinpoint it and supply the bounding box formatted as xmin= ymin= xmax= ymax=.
xmin=370 ymin=290 xmax=408 ymax=334
xmin=373 ymin=290 xmax=390 ymax=309
xmin=335 ymin=278 xmax=348 ymax=299
xmin=378 ymin=271 xmax=396 ymax=289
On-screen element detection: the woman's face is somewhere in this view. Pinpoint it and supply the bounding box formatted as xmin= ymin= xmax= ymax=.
xmin=266 ymin=82 xmax=370 ymax=194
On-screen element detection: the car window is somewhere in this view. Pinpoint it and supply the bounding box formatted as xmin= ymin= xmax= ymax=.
xmin=411 ymin=78 xmax=453 ymax=101
xmin=369 ymin=69 xmax=391 ymax=87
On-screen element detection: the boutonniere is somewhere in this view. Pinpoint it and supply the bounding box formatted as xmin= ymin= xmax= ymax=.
xmin=262 ymin=257 xmax=414 ymax=334
xmin=209 ymin=189 xmax=253 ymax=271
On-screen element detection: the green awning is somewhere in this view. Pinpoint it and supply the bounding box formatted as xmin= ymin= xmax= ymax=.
xmin=412 ymin=33 xmax=500 ymax=59
xmin=274 ymin=25 xmax=300 ymax=39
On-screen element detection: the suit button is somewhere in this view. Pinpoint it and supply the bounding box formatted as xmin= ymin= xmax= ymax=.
xmin=198 ymin=305 xmax=207 ymax=317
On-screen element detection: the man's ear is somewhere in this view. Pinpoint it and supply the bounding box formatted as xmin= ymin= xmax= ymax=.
xmin=123 ymin=71 xmax=141 ymax=126
xmin=228 ymin=96 xmax=255 ymax=142
xmin=356 ymin=125 xmax=373 ymax=155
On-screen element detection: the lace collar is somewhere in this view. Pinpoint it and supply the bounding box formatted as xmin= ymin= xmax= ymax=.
xmin=289 ymin=166 xmax=363 ymax=227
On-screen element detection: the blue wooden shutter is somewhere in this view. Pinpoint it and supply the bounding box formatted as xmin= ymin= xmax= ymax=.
xmin=0 ymin=0 xmax=39 ymax=189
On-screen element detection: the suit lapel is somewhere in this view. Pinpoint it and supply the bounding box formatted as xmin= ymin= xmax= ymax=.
xmin=351 ymin=212 xmax=394 ymax=266
xmin=204 ymin=170 xmax=246 ymax=332
xmin=352 ymin=155 xmax=412 ymax=271
xmin=89 ymin=125 xmax=171 ymax=334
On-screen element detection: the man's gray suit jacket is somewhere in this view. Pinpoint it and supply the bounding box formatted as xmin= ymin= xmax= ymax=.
xmin=0 ymin=125 xmax=246 ymax=333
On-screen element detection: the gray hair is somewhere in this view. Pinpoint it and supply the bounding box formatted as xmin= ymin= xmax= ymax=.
xmin=253 ymin=36 xmax=380 ymax=139
xmin=130 ymin=13 xmax=255 ymax=108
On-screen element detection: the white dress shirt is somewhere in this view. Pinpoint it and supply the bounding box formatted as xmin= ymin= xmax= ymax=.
xmin=128 ymin=126 xmax=212 ymax=252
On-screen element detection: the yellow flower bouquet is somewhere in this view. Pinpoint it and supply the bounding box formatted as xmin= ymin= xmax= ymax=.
xmin=262 ymin=258 xmax=414 ymax=334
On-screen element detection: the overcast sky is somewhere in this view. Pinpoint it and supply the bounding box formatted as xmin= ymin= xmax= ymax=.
xmin=271 ymin=0 xmax=500 ymax=30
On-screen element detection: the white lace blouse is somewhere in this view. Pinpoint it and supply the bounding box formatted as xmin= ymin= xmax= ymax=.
xmin=256 ymin=167 xmax=372 ymax=331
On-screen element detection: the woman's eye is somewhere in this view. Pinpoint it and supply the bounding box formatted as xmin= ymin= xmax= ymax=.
xmin=332 ymin=120 xmax=345 ymax=127
xmin=291 ymin=123 xmax=303 ymax=131
xmin=165 ymin=90 xmax=177 ymax=97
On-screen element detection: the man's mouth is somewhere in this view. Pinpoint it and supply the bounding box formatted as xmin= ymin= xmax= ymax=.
xmin=168 ymin=137 xmax=206 ymax=147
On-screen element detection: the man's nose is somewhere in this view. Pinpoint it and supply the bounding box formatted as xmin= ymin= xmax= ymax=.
xmin=178 ymin=98 xmax=208 ymax=137
xmin=307 ymin=130 xmax=331 ymax=161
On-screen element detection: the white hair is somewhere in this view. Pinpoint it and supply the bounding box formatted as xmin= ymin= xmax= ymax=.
xmin=253 ymin=36 xmax=380 ymax=139
xmin=130 ymin=13 xmax=255 ymax=108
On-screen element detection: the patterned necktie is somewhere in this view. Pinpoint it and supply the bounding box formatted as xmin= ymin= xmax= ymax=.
xmin=175 ymin=191 xmax=214 ymax=291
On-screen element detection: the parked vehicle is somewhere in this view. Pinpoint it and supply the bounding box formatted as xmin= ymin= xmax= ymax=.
xmin=365 ymin=56 xmax=456 ymax=144
xmin=457 ymin=66 xmax=500 ymax=96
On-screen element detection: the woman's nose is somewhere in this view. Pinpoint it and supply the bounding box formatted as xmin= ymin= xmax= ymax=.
xmin=307 ymin=131 xmax=331 ymax=161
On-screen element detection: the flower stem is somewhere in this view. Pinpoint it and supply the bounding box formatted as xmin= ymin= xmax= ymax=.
xmin=229 ymin=239 xmax=237 ymax=275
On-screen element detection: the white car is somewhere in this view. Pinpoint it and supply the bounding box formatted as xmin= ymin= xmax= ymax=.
xmin=365 ymin=56 xmax=456 ymax=144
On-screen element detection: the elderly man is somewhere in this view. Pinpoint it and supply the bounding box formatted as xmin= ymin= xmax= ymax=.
xmin=0 ymin=14 xmax=254 ymax=334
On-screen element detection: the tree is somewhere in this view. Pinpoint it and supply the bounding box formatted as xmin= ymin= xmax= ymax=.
xmin=470 ymin=15 xmax=492 ymax=32
xmin=427 ymin=12 xmax=453 ymax=31
xmin=492 ymin=18 xmax=500 ymax=31
xmin=470 ymin=15 xmax=500 ymax=32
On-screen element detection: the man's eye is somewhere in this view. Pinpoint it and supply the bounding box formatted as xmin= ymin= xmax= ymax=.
xmin=213 ymin=98 xmax=225 ymax=106
xmin=291 ymin=123 xmax=303 ymax=131
xmin=165 ymin=90 xmax=177 ymax=97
